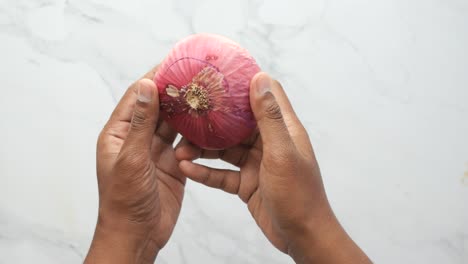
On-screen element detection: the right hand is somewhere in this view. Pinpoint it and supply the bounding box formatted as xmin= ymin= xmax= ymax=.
xmin=175 ymin=72 xmax=371 ymax=263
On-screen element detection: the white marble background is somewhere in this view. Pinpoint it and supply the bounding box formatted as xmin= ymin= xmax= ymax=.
xmin=1 ymin=0 xmax=467 ymax=263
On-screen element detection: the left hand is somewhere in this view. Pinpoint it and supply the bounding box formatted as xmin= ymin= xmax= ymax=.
xmin=85 ymin=67 xmax=185 ymax=264
xmin=174 ymin=73 xmax=370 ymax=263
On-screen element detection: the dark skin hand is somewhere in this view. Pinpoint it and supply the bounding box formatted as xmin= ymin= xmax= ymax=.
xmin=85 ymin=67 xmax=371 ymax=263
xmin=85 ymin=66 xmax=185 ymax=264
xmin=175 ymin=72 xmax=372 ymax=263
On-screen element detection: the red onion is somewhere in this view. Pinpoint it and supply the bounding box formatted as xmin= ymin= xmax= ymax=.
xmin=154 ymin=33 xmax=261 ymax=149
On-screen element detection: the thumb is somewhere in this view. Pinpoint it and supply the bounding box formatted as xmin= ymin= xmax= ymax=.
xmin=122 ymin=79 xmax=159 ymax=153
xmin=250 ymin=72 xmax=292 ymax=148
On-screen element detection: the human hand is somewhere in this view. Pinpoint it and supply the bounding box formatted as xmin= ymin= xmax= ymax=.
xmin=175 ymin=72 xmax=371 ymax=263
xmin=85 ymin=67 xmax=185 ymax=264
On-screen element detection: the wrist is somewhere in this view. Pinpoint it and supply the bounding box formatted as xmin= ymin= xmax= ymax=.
xmin=287 ymin=211 xmax=371 ymax=264
xmin=286 ymin=210 xmax=340 ymax=262
xmin=84 ymin=214 xmax=159 ymax=264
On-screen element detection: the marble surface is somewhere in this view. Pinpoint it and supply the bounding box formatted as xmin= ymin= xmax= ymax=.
xmin=1 ymin=0 xmax=468 ymax=263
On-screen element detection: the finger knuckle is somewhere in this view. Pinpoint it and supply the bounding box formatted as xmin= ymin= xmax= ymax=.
xmin=201 ymin=170 xmax=211 ymax=185
xmin=116 ymin=151 xmax=148 ymax=173
xmin=218 ymin=171 xmax=229 ymax=190
xmin=131 ymin=107 xmax=149 ymax=129
xmin=264 ymin=99 xmax=283 ymax=121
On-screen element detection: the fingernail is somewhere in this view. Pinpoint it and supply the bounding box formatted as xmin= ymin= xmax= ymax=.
xmin=137 ymin=80 xmax=154 ymax=103
xmin=255 ymin=73 xmax=271 ymax=95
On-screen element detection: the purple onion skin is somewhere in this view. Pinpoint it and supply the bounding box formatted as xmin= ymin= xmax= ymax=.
xmin=154 ymin=33 xmax=260 ymax=149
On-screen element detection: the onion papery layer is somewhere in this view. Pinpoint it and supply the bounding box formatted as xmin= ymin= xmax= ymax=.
xmin=154 ymin=34 xmax=260 ymax=149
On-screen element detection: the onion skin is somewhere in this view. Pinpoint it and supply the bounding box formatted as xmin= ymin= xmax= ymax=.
xmin=154 ymin=33 xmax=261 ymax=149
